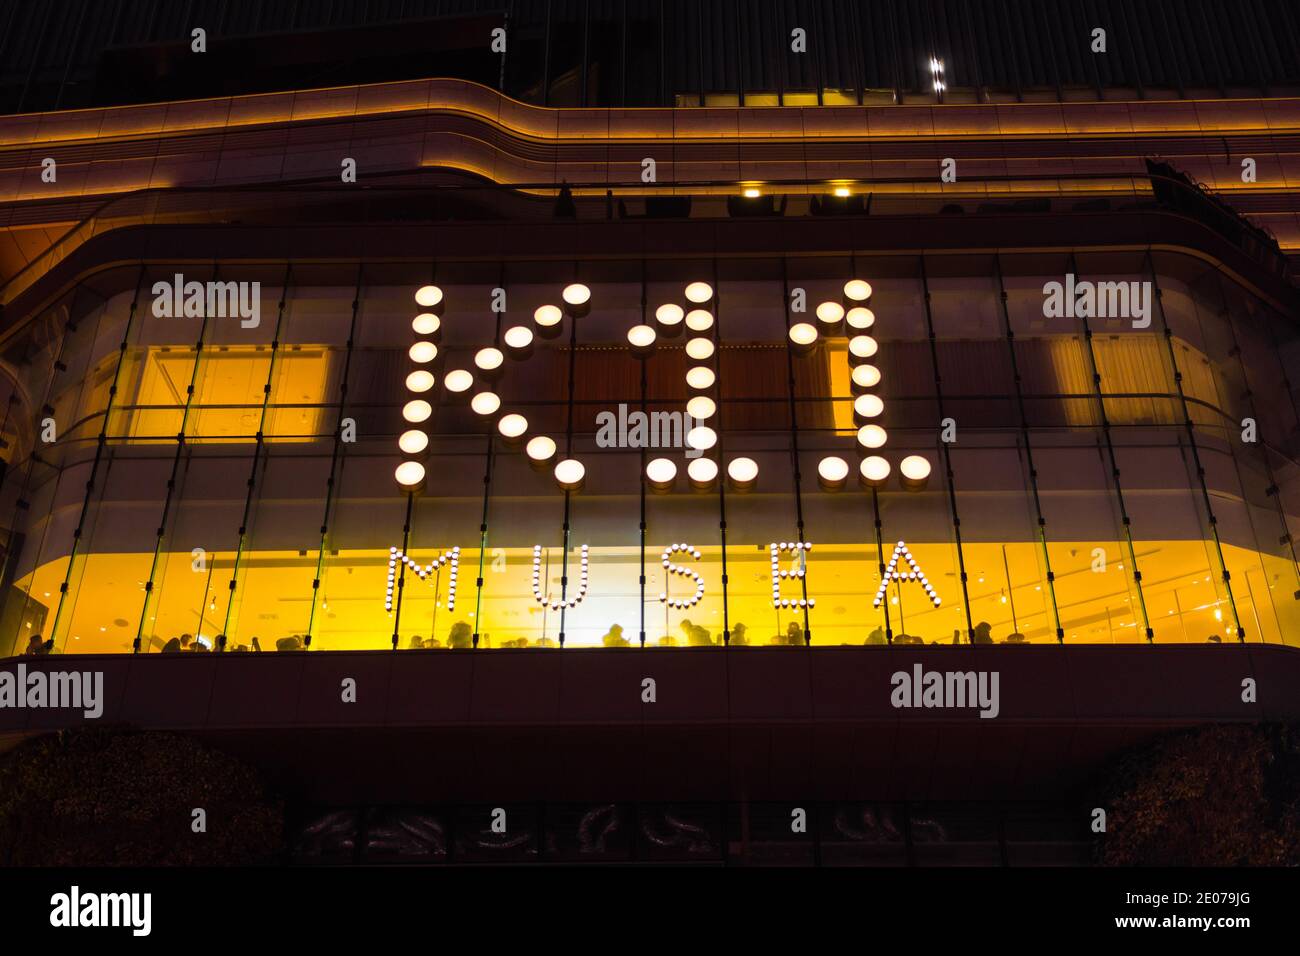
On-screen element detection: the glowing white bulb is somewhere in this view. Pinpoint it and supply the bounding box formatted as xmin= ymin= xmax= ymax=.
xmin=503 ymin=325 xmax=534 ymax=349
xmin=627 ymin=324 xmax=657 ymax=349
xmin=470 ymin=392 xmax=501 ymax=416
xmin=857 ymin=424 xmax=887 ymax=448
xmin=855 ymin=394 xmax=884 ymax=418
xmin=444 ymin=369 xmax=473 ymax=393
xmin=409 ymin=341 xmax=438 ymax=363
xmin=685 ymin=309 xmax=714 ymax=332
xmin=900 ymin=455 xmax=932 ymax=482
xmin=398 ymin=429 xmax=428 ymax=454
xmin=562 ymin=283 xmax=591 ymax=306
xmin=526 ymin=436 xmax=556 ymax=461
xmin=406 ymin=370 xmax=435 ymax=392
xmin=403 ymin=400 xmax=432 ymax=423
xmin=833 ymin=185 xmax=852 ymax=197
xmin=415 ymin=285 xmax=443 ymax=307
xmin=844 ymin=279 xmax=872 ymax=301
xmin=554 ymin=458 xmax=585 ymax=489
xmin=818 ymin=456 xmax=849 ymax=485
xmin=412 ymin=313 xmax=440 ymax=335
xmin=727 ymin=457 xmax=759 ymax=485
xmin=498 ymin=413 xmax=527 ymax=438
xmin=686 ymin=396 xmax=716 ymax=420
xmin=685 ymin=282 xmax=713 ymax=303
xmin=816 ymin=301 xmax=845 ymax=324
xmin=687 ymin=458 xmax=718 ymax=485
xmin=474 ymin=347 xmax=504 ymax=371
xmin=849 ymin=335 xmax=878 ymax=359
xmin=646 ymin=458 xmax=677 ymax=485
xmin=534 ymin=304 xmax=563 ymax=327
xmin=656 ymin=303 xmax=684 ymax=326
xmin=789 ymin=322 xmax=818 ymax=346
xmin=860 ymin=456 xmax=890 ymax=484
xmin=846 ymin=307 xmax=874 ymax=330
xmin=686 ymin=366 xmax=716 ymax=390
xmin=686 ymin=337 xmax=714 ymax=360
xmin=852 ymin=364 xmax=881 ymax=388
xmin=686 ymin=426 xmax=717 ymax=450
xmin=395 ymin=461 xmax=426 ymax=487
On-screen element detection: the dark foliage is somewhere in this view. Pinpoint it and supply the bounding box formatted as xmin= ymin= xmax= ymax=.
xmin=0 ymin=726 xmax=284 ymax=866
xmin=1095 ymin=723 xmax=1300 ymax=866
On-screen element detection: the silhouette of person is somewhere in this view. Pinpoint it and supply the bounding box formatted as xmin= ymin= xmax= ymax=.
xmin=972 ymin=621 xmax=994 ymax=644
xmin=730 ymin=623 xmax=749 ymax=646
xmin=865 ymin=627 xmax=886 ymax=645
xmin=602 ymin=624 xmax=630 ymax=647
xmin=447 ymin=621 xmax=473 ymax=649
xmin=680 ymin=618 xmax=712 ymax=646
xmin=786 ymin=621 xmax=804 ymax=646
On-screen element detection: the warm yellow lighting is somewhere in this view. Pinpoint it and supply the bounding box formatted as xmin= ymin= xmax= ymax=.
xmin=789 ymin=322 xmax=818 ymax=347
xmin=816 ymin=301 xmax=845 ymax=324
xmin=817 ymin=456 xmax=850 ymax=488
xmin=687 ymin=396 xmax=716 ymax=420
xmin=415 ymin=285 xmax=443 ymax=307
xmin=854 ymin=394 xmax=884 ymax=418
xmin=900 ymin=455 xmax=932 ymax=490
xmin=444 ymin=369 xmax=473 ymax=392
xmin=627 ymin=324 xmax=657 ymax=351
xmin=395 ymin=461 xmax=426 ymax=488
xmin=852 ymin=364 xmax=881 ymax=389
xmin=398 ymin=430 xmax=428 ymax=454
xmin=833 ymin=186 xmax=852 ymax=198
xmin=727 ymin=457 xmax=759 ymax=487
xmin=685 ymin=337 xmax=714 ymax=360
xmin=687 ymin=458 xmax=719 ymax=487
xmin=562 ymin=283 xmax=591 ymax=306
xmin=844 ymin=280 xmax=873 ymax=302
xmin=857 ymin=424 xmax=887 ymax=448
xmin=475 ymin=347 xmax=504 ymax=371
xmin=686 ymin=366 xmax=716 ymax=389
xmin=656 ymin=303 xmax=684 ymax=326
xmin=849 ymin=335 xmax=878 ymax=359
xmin=860 ymin=456 xmax=890 ymax=486
xmin=504 ymin=325 xmax=534 ymax=349
xmin=412 ymin=313 xmax=441 ymax=335
xmin=409 ymin=341 xmax=438 ymax=363
xmin=846 ymin=307 xmax=875 ymax=330
xmin=498 ymin=413 xmax=528 ymax=438
xmin=687 ymin=426 xmax=717 ymax=450
xmin=742 ymin=187 xmax=761 ymax=198
xmin=526 ymin=436 xmax=556 ymax=461
xmin=534 ymin=304 xmax=564 ymax=327
xmin=402 ymin=400 xmax=432 ymax=423
xmin=406 ymin=370 xmax=435 ymax=392
xmin=685 ymin=309 xmax=714 ymax=331
xmin=685 ymin=282 xmax=713 ymax=304
xmin=470 ymin=392 xmax=501 ymax=415
xmin=554 ymin=458 xmax=585 ymax=489
xmin=646 ymin=458 xmax=677 ymax=487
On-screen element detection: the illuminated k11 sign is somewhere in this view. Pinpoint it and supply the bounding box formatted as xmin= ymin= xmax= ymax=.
xmin=383 ymin=539 xmax=939 ymax=611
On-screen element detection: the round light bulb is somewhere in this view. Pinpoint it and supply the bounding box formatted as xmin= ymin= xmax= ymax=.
xmin=409 ymin=341 xmax=438 ymax=363
xmin=849 ymin=335 xmax=879 ymax=359
xmin=562 ymin=283 xmax=591 ymax=306
xmin=818 ymin=456 xmax=850 ymax=487
xmin=444 ymin=369 xmax=473 ymax=393
xmin=526 ymin=436 xmax=556 ymax=461
xmin=398 ymin=429 xmax=429 ymax=454
xmin=852 ymin=364 xmax=882 ymax=389
xmin=406 ymin=370 xmax=435 ymax=392
xmin=395 ymin=461 xmax=426 ymax=487
xmin=656 ymin=303 xmax=684 ymax=326
xmin=860 ymin=456 xmax=891 ymax=485
xmin=686 ymin=396 xmax=716 ymax=420
xmin=687 ymin=458 xmax=719 ymax=486
xmin=854 ymin=394 xmax=884 ymax=418
xmin=686 ymin=366 xmax=716 ymax=390
xmin=789 ymin=322 xmax=818 ymax=346
xmin=554 ymin=458 xmax=585 ymax=489
xmin=474 ymin=347 xmax=504 ymax=371
xmin=646 ymin=458 xmax=677 ymax=486
xmin=412 ymin=313 xmax=441 ymax=335
xmin=503 ymin=325 xmax=534 ymax=349
xmin=534 ymin=304 xmax=563 ymax=327
xmin=402 ymin=400 xmax=432 ymax=423
xmin=816 ymin=301 xmax=845 ymax=324
xmin=900 ymin=455 xmax=932 ymax=487
xmin=727 ymin=457 xmax=759 ymax=486
xmin=627 ymin=324 xmax=656 ymax=349
xmin=846 ymin=306 xmax=875 ymax=330
xmin=685 ymin=282 xmax=713 ymax=304
xmin=685 ymin=309 xmax=714 ymax=332
xmin=686 ymin=426 xmax=717 ymax=450
xmin=470 ymin=392 xmax=501 ymax=416
xmin=686 ymin=337 xmax=714 ymax=360
xmin=857 ymin=424 xmax=887 ymax=448
xmin=415 ymin=285 xmax=443 ymax=307
xmin=844 ymin=279 xmax=872 ymax=302
xmin=498 ymin=413 xmax=528 ymax=438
